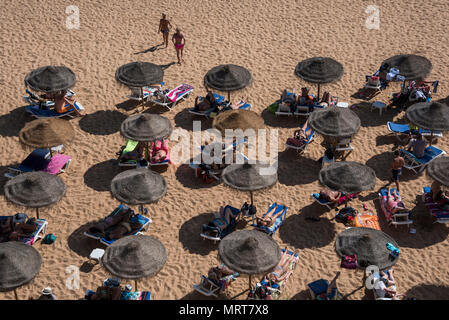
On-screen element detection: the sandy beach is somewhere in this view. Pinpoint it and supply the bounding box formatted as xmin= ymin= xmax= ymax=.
xmin=0 ymin=0 xmax=449 ymax=300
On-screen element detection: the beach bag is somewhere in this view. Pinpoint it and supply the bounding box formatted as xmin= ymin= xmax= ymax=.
xmin=335 ymin=207 xmax=356 ymax=224
xmin=286 ymin=137 xmax=304 ymax=147
xmin=43 ymin=234 xmax=56 ymax=244
xmin=340 ymin=254 xmax=358 ymax=269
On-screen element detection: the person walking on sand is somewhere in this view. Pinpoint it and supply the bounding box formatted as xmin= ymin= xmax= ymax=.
xmin=172 ymin=27 xmax=185 ymax=65
xmin=390 ymin=150 xmax=405 ymax=192
xmin=158 ymin=14 xmax=172 ymax=48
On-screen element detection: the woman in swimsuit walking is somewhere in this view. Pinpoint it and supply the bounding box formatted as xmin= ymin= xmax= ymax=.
xmin=172 ymin=27 xmax=185 ymax=65
xmin=158 ymin=14 xmax=172 ymax=48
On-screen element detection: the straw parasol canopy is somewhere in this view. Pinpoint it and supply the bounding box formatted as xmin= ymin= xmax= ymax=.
xmin=308 ymin=107 xmax=361 ymax=138
xmin=4 ymin=171 xmax=66 ymax=208
xmin=335 ymin=227 xmax=399 ymax=270
xmin=110 ymin=169 xmax=167 ymax=205
xmin=115 ymin=61 xmax=164 ymax=87
xmin=212 ymin=109 xmax=264 ymax=136
xmin=319 ymin=161 xmax=376 ymax=194
xmin=25 ymin=66 xmax=76 ymax=93
xmin=19 ymin=118 xmax=75 ymax=149
xmin=204 ymin=64 xmax=252 ymax=93
xmin=102 ymin=235 xmax=166 ymax=279
xmin=382 ymin=54 xmax=432 ymax=81
xmin=0 ymin=241 xmax=42 ymax=292
xmin=120 ymin=113 xmax=173 ymax=142
xmin=295 ymin=57 xmax=344 ymax=84
xmin=427 ymin=157 xmax=449 ymax=186
xmin=406 ymin=102 xmax=449 ymax=132
xmin=218 ymin=230 xmax=281 ymax=275
xmin=221 ymin=161 xmax=277 ymax=192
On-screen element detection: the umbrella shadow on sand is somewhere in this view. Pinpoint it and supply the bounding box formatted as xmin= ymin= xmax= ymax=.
xmin=79 ymin=110 xmax=127 ymax=135
xmin=277 ymin=149 xmax=320 ymax=186
xmin=0 ymin=106 xmax=33 ymax=137
xmin=405 ymin=284 xmax=449 ymax=300
xmin=83 ymin=159 xmax=123 ymax=192
xmin=351 ymin=102 xmax=397 ymax=128
xmin=261 ymin=109 xmax=305 ymax=129
xmin=175 ymin=164 xmax=221 ymax=189
xmin=365 ymin=152 xmax=419 ymax=183
xmin=279 ymin=205 xmax=336 ymax=249
xmin=178 ymin=212 xmax=220 ymax=256
xmin=174 ymin=108 xmax=212 ymax=132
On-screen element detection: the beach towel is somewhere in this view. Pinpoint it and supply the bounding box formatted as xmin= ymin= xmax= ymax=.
xmin=166 ymin=84 xmax=193 ymax=102
xmin=43 ymin=154 xmax=71 ymax=175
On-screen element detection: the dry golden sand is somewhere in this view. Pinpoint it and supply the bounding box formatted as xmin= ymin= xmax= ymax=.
xmin=1 ymin=0 xmax=449 ymax=300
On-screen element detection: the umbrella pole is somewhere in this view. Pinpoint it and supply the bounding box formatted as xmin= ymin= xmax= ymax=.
xmin=140 ymin=87 xmax=145 ymax=112
xmin=135 ymin=280 xmax=138 ymax=291
xmin=430 ymin=131 xmax=434 ymax=146
xmin=345 ymin=196 xmax=348 ymax=208
xmin=228 ymin=91 xmax=230 ymax=102
xmin=317 ymin=84 xmax=321 ymax=101
xmin=36 ymin=208 xmax=40 ymax=219
xmin=250 ymin=191 xmax=254 ymax=206
xmin=14 ymin=289 xmax=19 ymax=300
xmin=249 ymin=274 xmax=252 ymax=291
xmin=145 ymin=143 xmax=150 ymax=163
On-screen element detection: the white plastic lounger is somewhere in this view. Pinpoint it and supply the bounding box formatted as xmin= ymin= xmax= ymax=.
xmin=378 ymin=188 xmax=413 ymax=228
xmin=151 ymin=83 xmax=194 ymax=110
xmin=126 ymin=82 xmax=165 ymax=101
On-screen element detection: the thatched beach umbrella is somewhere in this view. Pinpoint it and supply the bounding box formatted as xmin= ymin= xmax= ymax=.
xmin=295 ymin=57 xmax=344 ymax=100
xmin=335 ymin=227 xmax=400 ymax=271
xmin=101 ymin=235 xmax=166 ymax=291
xmin=120 ymin=113 xmax=173 ymax=160
xmin=319 ymin=162 xmax=376 ymax=206
xmin=427 ymin=157 xmax=449 ymax=186
xmin=406 ymin=102 xmax=449 ymax=145
xmin=116 ymin=61 xmax=164 ymax=108
xmin=19 ymin=118 xmax=75 ymax=157
xmin=219 ymin=230 xmax=281 ymax=291
xmin=110 ymin=168 xmax=167 ymax=213
xmin=25 ymin=65 xmax=76 ymax=93
xmin=0 ymin=241 xmax=42 ymax=299
xmin=382 ymin=54 xmax=432 ymax=81
xmin=204 ymin=64 xmax=253 ymax=100
xmin=212 ymin=109 xmax=264 ymax=137
xmin=308 ymin=107 xmax=361 ymax=151
xmin=221 ymin=161 xmax=277 ymax=205
xmin=4 ymin=171 xmax=66 ymax=219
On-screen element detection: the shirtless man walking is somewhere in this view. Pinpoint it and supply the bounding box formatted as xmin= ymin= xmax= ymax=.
xmin=158 ymin=14 xmax=172 ymax=48
xmin=390 ymin=150 xmax=405 ymax=192
xmin=172 ymin=27 xmax=185 ymax=65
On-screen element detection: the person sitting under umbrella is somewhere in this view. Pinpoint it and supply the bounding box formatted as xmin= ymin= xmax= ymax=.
xmin=286 ymin=120 xmax=312 ymax=148
xmin=319 ymin=189 xmax=342 ymax=206
xmin=150 ymin=140 xmax=168 ymax=163
xmin=278 ymin=89 xmax=297 ymax=113
xmin=207 ymin=264 xmax=237 ymax=290
xmin=407 ymin=133 xmax=428 ymax=158
xmin=120 ymin=141 xmax=145 ymax=163
xmin=53 ymin=91 xmax=85 ymax=116
xmin=298 ymin=87 xmax=316 ymax=112
xmin=373 ymin=269 xmax=405 ymax=300
xmin=194 ymin=91 xmax=217 ymax=112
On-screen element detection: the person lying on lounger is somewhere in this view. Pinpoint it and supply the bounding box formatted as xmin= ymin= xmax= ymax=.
xmin=208 ymin=265 xmax=236 ymax=281
xmin=120 ymin=142 xmax=145 ymax=162
xmin=213 ymin=206 xmax=241 ymax=230
xmin=255 ymin=206 xmax=285 ymax=228
xmin=263 ymin=249 xmax=298 ymax=284
xmin=319 ymin=189 xmax=342 ymax=206
xmin=385 ymin=189 xmax=408 ymax=213
xmin=194 ymin=91 xmax=217 ymax=112
xmin=105 ymin=214 xmax=143 ymax=241
xmin=286 ymin=120 xmax=312 ymax=147
xmin=88 ymin=208 xmax=134 ymax=237
xmin=373 ymin=269 xmax=405 ymax=300
xmin=53 ymin=91 xmax=85 ymax=116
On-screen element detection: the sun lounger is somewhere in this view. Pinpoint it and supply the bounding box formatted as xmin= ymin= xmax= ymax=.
xmin=250 ymin=203 xmax=288 ymax=236
xmin=365 ymin=268 xmax=398 ymax=300
xmin=200 ymin=206 xmax=241 ymax=243
xmin=285 ymin=127 xmax=316 ymax=154
xmin=387 ymin=122 xmax=443 ymax=142
xmin=422 ymin=187 xmax=449 ymax=224
xmin=25 ymin=101 xmax=85 ymax=119
xmin=126 ymin=82 xmax=165 ymax=101
xmin=151 ymin=83 xmax=194 ymax=110
xmin=117 ymin=140 xmax=141 ymax=167
xmin=378 ymin=188 xmax=413 ymax=228
xmin=274 ymin=91 xmax=297 ymax=116
xmin=400 ymin=146 xmax=446 ymax=174
xmin=188 ymin=93 xmax=226 ymax=117
xmin=193 ymin=263 xmax=240 ymax=297
xmin=85 ymin=289 xmax=151 ymax=300
xmin=0 ymin=216 xmax=47 ymax=245
xmin=83 ymin=205 xmax=152 ymax=246
xmin=294 ymin=103 xmax=326 ymax=116
xmin=248 ymin=249 xmax=299 ymax=300
xmin=5 ymin=149 xmax=71 ymax=179
xmin=148 ymin=139 xmax=171 ymax=166
xmin=311 ymin=192 xmax=359 ymax=209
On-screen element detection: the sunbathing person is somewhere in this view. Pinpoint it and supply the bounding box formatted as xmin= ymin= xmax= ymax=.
xmin=212 ymin=206 xmax=241 ymax=231
xmin=263 ymin=249 xmax=298 ymax=285
xmin=407 ymin=133 xmax=428 ymax=158
xmin=120 ymin=142 xmax=145 ymax=162
xmin=150 ymin=140 xmax=168 ymax=163
xmin=278 ymin=89 xmax=296 ymax=113
xmin=208 ymin=265 xmax=236 ymax=281
xmin=8 ymin=218 xmax=37 ymax=241
xmin=53 ymin=91 xmax=85 ymax=116
xmin=88 ymin=208 xmax=134 ymax=237
xmin=229 ymin=99 xmax=247 ymax=110
xmin=194 ymin=91 xmax=217 ymax=112
xmin=255 ymin=205 xmax=285 ymax=228
xmin=104 ymin=213 xmax=143 ymax=241
xmin=373 ymin=269 xmax=405 ymax=300
xmin=385 ymin=189 xmax=408 ymax=213
xmin=286 ymin=120 xmax=312 ymax=147
xmin=430 ymin=180 xmax=443 ymax=202
xmin=319 ymin=189 xmax=342 ymax=206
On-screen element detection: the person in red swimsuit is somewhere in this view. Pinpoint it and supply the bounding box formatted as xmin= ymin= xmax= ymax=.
xmin=172 ymin=28 xmax=185 ymax=65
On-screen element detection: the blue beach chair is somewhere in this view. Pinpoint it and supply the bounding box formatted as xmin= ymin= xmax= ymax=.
xmin=400 ymin=146 xmax=446 ymax=174
xmin=251 ymin=203 xmax=288 ymax=236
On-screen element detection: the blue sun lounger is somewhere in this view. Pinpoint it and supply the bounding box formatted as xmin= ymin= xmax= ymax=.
xmin=285 ymin=126 xmax=315 ymax=153
xmin=251 ymin=203 xmax=288 ymax=236
xmin=400 ymin=145 xmax=446 ymax=174
xmin=189 ymin=93 xmax=226 ymax=117
xmin=200 ymin=205 xmax=241 ymax=243
xmin=83 ymin=205 xmax=152 ymax=246
xmin=387 ymin=122 xmax=443 ymax=139
xmin=85 ymin=289 xmax=151 ymax=300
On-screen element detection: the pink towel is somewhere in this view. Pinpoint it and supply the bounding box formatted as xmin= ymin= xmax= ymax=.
xmin=43 ymin=154 xmax=71 ymax=175
xmin=166 ymin=84 xmax=193 ymax=102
